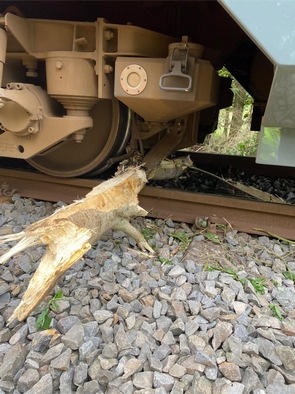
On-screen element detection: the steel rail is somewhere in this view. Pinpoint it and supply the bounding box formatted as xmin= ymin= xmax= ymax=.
xmin=0 ymin=168 xmax=294 ymax=240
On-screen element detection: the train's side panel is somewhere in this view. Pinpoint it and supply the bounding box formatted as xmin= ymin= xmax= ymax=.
xmin=219 ymin=0 xmax=295 ymax=167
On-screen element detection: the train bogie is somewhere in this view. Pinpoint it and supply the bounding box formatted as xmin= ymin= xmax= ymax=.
xmin=0 ymin=1 xmax=294 ymax=176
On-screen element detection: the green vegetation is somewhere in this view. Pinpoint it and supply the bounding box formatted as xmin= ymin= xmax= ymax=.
xmin=283 ymin=270 xmax=295 ymax=283
xmin=269 ymin=303 xmax=283 ymax=321
xmin=202 ymin=231 xmax=222 ymax=245
xmin=204 ymin=263 xmax=267 ymax=295
xmin=36 ymin=290 xmax=64 ymax=330
xmin=171 ymin=231 xmax=193 ymax=251
xmin=158 ymin=256 xmax=173 ymax=266
xmin=142 ymin=225 xmax=157 ymax=241
xmin=248 ymin=277 xmax=267 ymax=295
xmin=200 ymin=68 xmax=258 ymax=156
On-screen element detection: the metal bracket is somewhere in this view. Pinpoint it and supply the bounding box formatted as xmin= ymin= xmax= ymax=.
xmin=143 ymin=116 xmax=188 ymax=174
xmin=159 ymin=45 xmax=193 ymax=92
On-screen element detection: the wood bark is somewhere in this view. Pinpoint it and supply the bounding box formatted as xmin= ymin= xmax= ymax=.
xmin=0 ymin=167 xmax=154 ymax=324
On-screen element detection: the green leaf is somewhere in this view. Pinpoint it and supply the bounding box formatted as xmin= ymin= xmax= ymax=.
xmin=203 ymin=231 xmax=221 ymax=244
xmin=269 ymin=303 xmax=283 ymax=321
xmin=53 ymin=289 xmax=64 ymax=300
xmin=35 ymin=290 xmax=65 ymax=330
xmin=171 ymin=231 xmax=192 ymax=251
xmin=50 ymin=290 xmax=64 ymax=312
xmin=248 ymin=278 xmax=266 ymax=294
xmin=36 ymin=307 xmax=51 ymax=330
xmin=158 ymin=257 xmax=173 ymax=266
xmin=283 ymin=270 xmax=295 ymax=282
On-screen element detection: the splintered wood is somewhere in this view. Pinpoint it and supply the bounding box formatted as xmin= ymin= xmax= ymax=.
xmin=0 ymin=168 xmax=153 ymax=324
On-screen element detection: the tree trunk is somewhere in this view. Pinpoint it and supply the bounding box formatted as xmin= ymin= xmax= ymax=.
xmin=0 ymin=167 xmax=154 ymax=324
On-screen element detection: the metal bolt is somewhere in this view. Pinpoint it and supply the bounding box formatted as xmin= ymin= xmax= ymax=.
xmin=56 ymin=61 xmax=63 ymax=69
xmin=104 ymin=30 xmax=114 ymax=40
xmin=104 ymin=64 xmax=113 ymax=74
xmin=28 ymin=127 xmax=35 ymax=134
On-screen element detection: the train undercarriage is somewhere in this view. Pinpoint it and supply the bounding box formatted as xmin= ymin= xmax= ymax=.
xmin=0 ymin=1 xmax=293 ymax=177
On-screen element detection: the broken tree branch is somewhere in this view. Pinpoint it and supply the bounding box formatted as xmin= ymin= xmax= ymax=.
xmin=0 ymin=167 xmax=154 ymax=324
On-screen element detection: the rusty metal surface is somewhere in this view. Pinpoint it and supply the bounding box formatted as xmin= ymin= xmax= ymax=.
xmin=141 ymin=186 xmax=295 ymax=240
xmin=0 ymin=168 xmax=294 ymax=240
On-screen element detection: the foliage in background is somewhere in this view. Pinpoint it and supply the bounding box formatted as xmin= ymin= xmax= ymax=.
xmin=201 ymin=68 xmax=258 ymax=156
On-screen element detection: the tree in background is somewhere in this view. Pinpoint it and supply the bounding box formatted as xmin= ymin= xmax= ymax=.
xmin=202 ymin=68 xmax=258 ymax=156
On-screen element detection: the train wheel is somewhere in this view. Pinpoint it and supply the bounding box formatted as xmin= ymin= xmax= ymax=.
xmin=27 ymin=99 xmax=131 ymax=177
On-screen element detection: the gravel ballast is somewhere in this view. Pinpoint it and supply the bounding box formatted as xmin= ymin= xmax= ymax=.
xmin=0 ymin=195 xmax=295 ymax=393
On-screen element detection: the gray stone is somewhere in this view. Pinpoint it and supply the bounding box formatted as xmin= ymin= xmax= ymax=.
xmin=234 ymin=323 xmax=249 ymax=341
xmin=201 ymin=307 xmax=220 ymax=322
xmin=263 ymin=369 xmax=285 ymax=386
xmin=212 ymin=322 xmax=233 ymax=350
xmin=153 ymin=371 xmax=175 ymax=391
xmin=79 ymin=337 xmax=100 ymax=361
xmin=9 ymin=324 xmax=28 ymax=345
xmin=149 ymin=355 xmax=163 ymax=372
xmin=31 ymin=327 xmax=59 ymax=350
xmin=179 ymin=334 xmax=190 ymax=355
xmin=168 ymin=265 xmax=186 ymax=278
xmin=25 ymin=358 xmax=39 ymax=370
xmin=50 ymin=348 xmax=72 ymax=370
xmin=265 ymin=382 xmax=295 ymax=394
xmin=93 ymin=309 xmax=113 ymax=324
xmin=74 ymin=362 xmax=88 ymax=386
xmin=221 ymin=287 xmax=236 ymax=304
xmin=0 ymin=380 xmax=15 ymax=392
xmin=188 ymin=300 xmax=201 ymax=315
xmin=102 ymin=342 xmax=118 ymax=359
xmin=162 ymin=355 xmax=179 ymax=373
xmin=99 ymin=356 xmax=118 ymax=370
xmin=0 ymin=281 xmax=10 ymax=296
xmin=191 ymin=375 xmax=212 ymax=394
xmin=17 ymin=368 xmax=40 ymax=393
xmin=133 ymin=371 xmax=154 ymax=389
xmin=219 ymin=362 xmax=242 ymax=382
xmin=254 ymin=338 xmax=282 ymax=365
xmin=272 ymin=288 xmax=295 ymax=308
xmin=122 ymin=358 xmax=144 ymax=379
xmin=60 ymin=368 xmax=75 ymax=394
xmin=40 ymin=343 xmax=64 ymax=365
xmin=251 ymin=355 xmax=271 ymax=375
xmin=204 ymin=366 xmax=218 ymax=380
xmin=169 ymin=363 xmax=187 ymax=378
xmin=185 ymin=318 xmax=200 ymax=336
xmin=56 ymin=315 xmax=81 ymax=334
xmin=188 ymin=335 xmax=206 ymax=353
xmin=220 ymin=382 xmax=245 ymax=394
xmin=153 ymin=299 xmax=162 ymax=319
xmin=171 ymin=381 xmax=185 ymax=394
xmin=195 ymin=351 xmax=216 ymax=367
xmin=77 ymin=380 xmax=103 ymax=394
xmin=0 ymin=328 xmax=10 ymax=342
xmin=115 ymin=324 xmax=132 ymax=352
xmin=170 ymin=318 xmax=185 ymax=335
xmin=61 ymin=322 xmax=84 ymax=350
xmin=242 ymin=342 xmax=259 ymax=356
xmin=275 ymin=345 xmax=295 ymax=369
xmin=25 ymin=373 xmax=53 ymax=394
xmin=242 ymin=367 xmax=264 ymax=394
xmin=273 ymin=365 xmax=295 ymax=384
xmin=0 ymin=342 xmax=28 ymax=380
xmin=83 ymin=321 xmax=99 ymax=337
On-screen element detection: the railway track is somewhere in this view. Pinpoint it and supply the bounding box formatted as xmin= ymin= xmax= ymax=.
xmin=0 ymin=167 xmax=294 ymax=241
